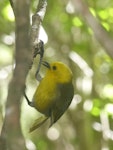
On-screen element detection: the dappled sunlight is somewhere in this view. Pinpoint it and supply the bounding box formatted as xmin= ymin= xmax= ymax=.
xmin=69 ymin=94 xmax=82 ymax=110
xmin=72 ymin=17 xmax=83 ymax=27
xmin=76 ymin=76 xmax=92 ymax=95
xmin=100 ymin=110 xmax=113 ymax=143
xmin=2 ymin=4 xmax=14 ymax=21
xmin=26 ymin=139 xmax=36 ymax=150
xmin=70 ymin=51 xmax=93 ymax=95
xmin=2 ymin=34 xmax=15 ymax=45
xmin=69 ymin=51 xmax=93 ymax=77
xmin=83 ymin=99 xmax=93 ymax=112
xmin=47 ymin=127 xmax=60 ymax=141
xmin=92 ymin=122 xmax=102 ymax=132
xmin=101 ymin=84 xmax=113 ymax=99
xmin=0 ymin=65 xmax=14 ymax=79
xmin=38 ymin=26 xmax=48 ymax=44
xmin=66 ymin=1 xmax=75 ymax=14
xmin=0 ymin=45 xmax=13 ymax=65
xmin=105 ymin=103 xmax=113 ymax=114
xmin=0 ymin=68 xmax=9 ymax=79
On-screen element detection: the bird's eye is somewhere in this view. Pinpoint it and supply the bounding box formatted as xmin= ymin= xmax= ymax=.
xmin=52 ymin=65 xmax=57 ymax=70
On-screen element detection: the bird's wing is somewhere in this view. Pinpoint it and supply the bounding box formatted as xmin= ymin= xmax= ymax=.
xmin=50 ymin=82 xmax=74 ymax=126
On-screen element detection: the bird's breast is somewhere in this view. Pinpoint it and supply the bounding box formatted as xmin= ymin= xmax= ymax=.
xmin=33 ymin=78 xmax=59 ymax=116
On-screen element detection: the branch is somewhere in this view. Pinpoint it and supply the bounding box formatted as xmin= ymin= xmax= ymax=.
xmin=30 ymin=0 xmax=47 ymax=54
xmin=30 ymin=0 xmax=47 ymax=74
xmin=71 ymin=0 xmax=113 ymax=59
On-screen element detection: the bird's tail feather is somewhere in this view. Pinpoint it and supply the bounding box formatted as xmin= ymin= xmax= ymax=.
xmin=29 ymin=116 xmax=49 ymax=132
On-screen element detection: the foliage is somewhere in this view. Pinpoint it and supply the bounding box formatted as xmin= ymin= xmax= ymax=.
xmin=0 ymin=0 xmax=113 ymax=150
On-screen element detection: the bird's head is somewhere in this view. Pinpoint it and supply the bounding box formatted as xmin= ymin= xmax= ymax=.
xmin=42 ymin=61 xmax=73 ymax=84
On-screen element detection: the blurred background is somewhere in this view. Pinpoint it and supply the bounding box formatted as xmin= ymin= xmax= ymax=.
xmin=0 ymin=0 xmax=113 ymax=150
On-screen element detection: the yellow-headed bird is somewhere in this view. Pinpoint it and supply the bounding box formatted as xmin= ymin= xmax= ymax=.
xmin=24 ymin=61 xmax=74 ymax=132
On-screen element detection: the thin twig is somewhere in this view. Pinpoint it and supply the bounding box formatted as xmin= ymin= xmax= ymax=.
xmin=30 ymin=0 xmax=47 ymax=75
xmin=30 ymin=0 xmax=47 ymax=51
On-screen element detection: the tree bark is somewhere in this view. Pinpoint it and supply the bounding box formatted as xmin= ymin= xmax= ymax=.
xmin=0 ymin=0 xmax=31 ymax=149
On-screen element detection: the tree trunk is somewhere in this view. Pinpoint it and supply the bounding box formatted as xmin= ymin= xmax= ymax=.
xmin=0 ymin=0 xmax=31 ymax=149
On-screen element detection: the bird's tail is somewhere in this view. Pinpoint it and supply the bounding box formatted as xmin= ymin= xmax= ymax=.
xmin=29 ymin=116 xmax=49 ymax=132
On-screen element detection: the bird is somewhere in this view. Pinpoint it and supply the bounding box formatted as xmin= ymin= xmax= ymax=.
xmin=24 ymin=61 xmax=74 ymax=132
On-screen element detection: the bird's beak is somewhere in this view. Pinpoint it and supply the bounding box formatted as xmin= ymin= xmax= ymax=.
xmin=42 ymin=61 xmax=51 ymax=69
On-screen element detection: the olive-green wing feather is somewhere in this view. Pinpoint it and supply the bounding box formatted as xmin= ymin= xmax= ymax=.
xmin=50 ymin=82 xmax=74 ymax=126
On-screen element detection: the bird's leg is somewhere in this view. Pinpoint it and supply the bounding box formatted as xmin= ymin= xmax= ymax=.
xmin=24 ymin=92 xmax=34 ymax=107
xmin=33 ymin=40 xmax=44 ymax=58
